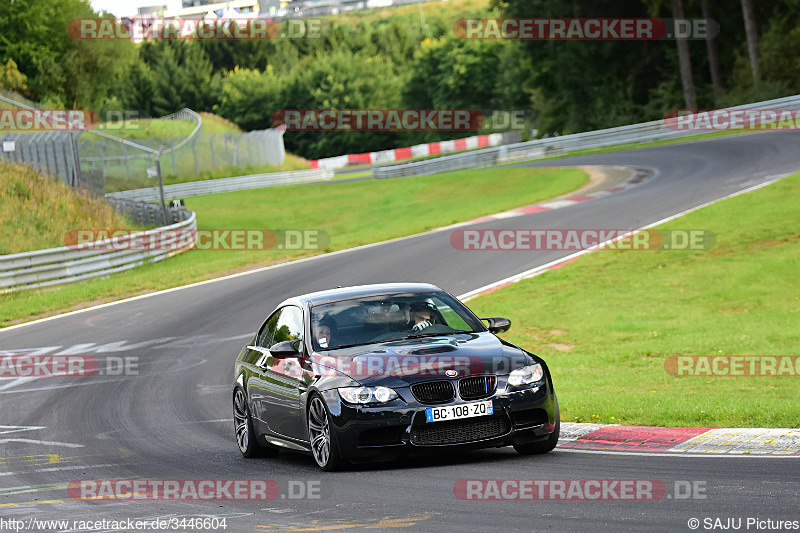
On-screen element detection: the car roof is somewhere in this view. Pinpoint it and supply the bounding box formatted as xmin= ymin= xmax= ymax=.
xmin=281 ymin=283 xmax=443 ymax=308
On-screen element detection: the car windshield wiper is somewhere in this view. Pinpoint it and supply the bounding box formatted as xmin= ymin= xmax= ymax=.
xmin=323 ymin=342 xmax=379 ymax=350
xmin=392 ymin=332 xmax=456 ymax=341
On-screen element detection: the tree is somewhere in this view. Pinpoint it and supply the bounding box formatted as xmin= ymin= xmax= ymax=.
xmin=492 ymin=0 xmax=670 ymax=133
xmin=216 ymin=66 xmax=282 ymax=130
xmin=701 ymin=0 xmax=725 ymax=100
xmin=671 ymin=0 xmax=697 ymax=108
xmin=740 ymin=0 xmax=761 ymax=82
xmin=0 ymin=0 xmax=135 ymax=108
xmin=0 ymin=59 xmax=28 ymax=93
xmin=276 ymin=50 xmax=403 ymax=158
xmin=138 ymin=41 xmax=219 ymax=115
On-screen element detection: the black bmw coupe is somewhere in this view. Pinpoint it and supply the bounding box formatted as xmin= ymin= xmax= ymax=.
xmin=233 ymin=283 xmax=559 ymax=470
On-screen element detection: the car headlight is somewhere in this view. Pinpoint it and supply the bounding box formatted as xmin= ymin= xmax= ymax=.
xmin=507 ymin=364 xmax=544 ymax=387
xmin=338 ymin=386 xmax=398 ymax=405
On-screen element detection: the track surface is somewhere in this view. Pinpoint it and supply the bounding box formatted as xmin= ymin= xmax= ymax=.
xmin=2 ymin=132 xmax=799 ymax=532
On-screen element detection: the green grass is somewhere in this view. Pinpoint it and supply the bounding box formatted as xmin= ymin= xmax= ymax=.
xmin=0 ymin=160 xmax=136 ymax=254
xmin=468 ymin=172 xmax=800 ymax=429
xmin=335 ymin=0 xmax=494 ymax=23
xmin=332 ymin=170 xmax=373 ymax=180
xmin=95 ymin=111 xmax=243 ymax=140
xmin=161 ymin=153 xmax=311 ymax=185
xmin=0 ymin=165 xmax=587 ymax=325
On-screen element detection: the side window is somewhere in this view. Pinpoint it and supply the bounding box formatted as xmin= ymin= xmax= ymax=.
xmin=257 ymin=309 xmax=282 ymax=348
xmin=270 ymin=306 xmax=304 ymax=346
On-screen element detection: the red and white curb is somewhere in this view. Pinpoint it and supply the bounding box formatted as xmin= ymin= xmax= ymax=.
xmin=559 ymin=423 xmax=800 ymax=455
xmin=437 ymin=165 xmax=650 ymax=232
xmin=309 ymin=133 xmax=505 ymax=170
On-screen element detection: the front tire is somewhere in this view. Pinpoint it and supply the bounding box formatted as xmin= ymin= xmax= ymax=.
xmin=307 ymin=395 xmax=346 ymax=471
xmin=513 ymin=416 xmax=560 ymax=455
xmin=233 ymin=387 xmax=276 ymax=458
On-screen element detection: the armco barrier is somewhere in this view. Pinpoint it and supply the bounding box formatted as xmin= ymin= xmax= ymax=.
xmin=106 ymin=169 xmax=334 ymax=202
xmin=374 ymin=94 xmax=800 ymax=178
xmin=0 ymin=212 xmax=197 ymax=293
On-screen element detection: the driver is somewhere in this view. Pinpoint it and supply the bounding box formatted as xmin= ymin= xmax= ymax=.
xmin=408 ymin=302 xmax=437 ymax=332
xmin=315 ymin=316 xmax=337 ymax=349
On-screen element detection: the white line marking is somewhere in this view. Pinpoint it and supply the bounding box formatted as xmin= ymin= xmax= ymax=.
xmin=539 ymin=199 xmax=578 ymax=209
xmin=34 ymin=463 xmax=113 ymax=472
xmin=457 ymin=174 xmax=789 ymax=301
xmin=0 ymin=438 xmax=84 ymax=448
xmin=0 ymin=425 xmax=45 ymax=435
xmin=554 ymin=447 xmax=799 ymax=459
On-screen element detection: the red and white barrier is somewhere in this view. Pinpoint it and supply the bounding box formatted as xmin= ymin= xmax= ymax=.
xmin=309 ymin=133 xmax=505 ymax=170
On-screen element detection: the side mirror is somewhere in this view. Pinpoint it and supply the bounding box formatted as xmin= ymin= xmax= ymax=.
xmin=482 ymin=317 xmax=511 ymax=334
xmin=269 ymin=340 xmax=302 ymax=358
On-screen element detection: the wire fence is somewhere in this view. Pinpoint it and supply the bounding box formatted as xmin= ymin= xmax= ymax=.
xmin=79 ymin=126 xmax=286 ymax=194
xmin=1 ymin=88 xmax=287 ymax=229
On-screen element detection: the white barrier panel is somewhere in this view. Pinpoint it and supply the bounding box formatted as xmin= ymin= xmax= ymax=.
xmin=317 ymin=155 xmax=349 ymax=170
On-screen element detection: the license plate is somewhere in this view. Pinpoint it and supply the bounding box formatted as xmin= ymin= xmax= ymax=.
xmin=425 ymin=400 xmax=493 ymax=423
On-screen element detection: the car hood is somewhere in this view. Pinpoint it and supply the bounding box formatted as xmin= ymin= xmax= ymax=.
xmin=310 ymin=332 xmax=533 ymax=387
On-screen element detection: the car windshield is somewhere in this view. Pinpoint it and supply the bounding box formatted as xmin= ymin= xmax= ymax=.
xmin=309 ymin=291 xmax=484 ymax=351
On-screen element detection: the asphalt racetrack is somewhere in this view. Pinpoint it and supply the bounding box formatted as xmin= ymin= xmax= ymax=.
xmin=1 ymin=132 xmax=799 ymax=532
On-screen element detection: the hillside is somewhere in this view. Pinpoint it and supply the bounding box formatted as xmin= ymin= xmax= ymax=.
xmin=0 ymin=160 xmax=134 ymax=254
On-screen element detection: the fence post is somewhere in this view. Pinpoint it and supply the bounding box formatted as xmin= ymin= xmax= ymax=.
xmin=223 ymin=132 xmax=232 ymax=165
xmin=71 ymin=132 xmax=83 ymax=189
xmin=123 ymin=143 xmax=131 ymax=179
xmin=170 ymin=138 xmax=178 ymax=175
xmin=98 ymin=141 xmax=107 ymax=183
xmin=192 ymin=134 xmax=199 ymax=174
xmin=156 ymin=148 xmax=169 ymax=226
xmin=209 ymin=134 xmax=217 ymax=168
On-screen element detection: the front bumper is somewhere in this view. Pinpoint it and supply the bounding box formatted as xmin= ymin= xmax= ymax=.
xmin=320 ymin=378 xmax=558 ymax=461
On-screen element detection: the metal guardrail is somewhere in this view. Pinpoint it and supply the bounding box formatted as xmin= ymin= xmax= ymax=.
xmin=0 ymin=212 xmax=197 ymax=293
xmin=105 ymin=198 xmax=192 ymax=227
xmin=105 ymin=169 xmax=334 ymax=202
xmin=374 ymin=94 xmax=800 ymax=178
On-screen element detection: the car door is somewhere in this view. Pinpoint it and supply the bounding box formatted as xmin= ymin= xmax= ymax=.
xmin=249 ymin=305 xmax=308 ymax=442
xmin=246 ymin=308 xmax=282 ymax=433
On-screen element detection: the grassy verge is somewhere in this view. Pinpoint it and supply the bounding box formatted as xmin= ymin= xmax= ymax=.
xmin=0 ymin=166 xmax=587 ymax=325
xmin=161 ymin=154 xmax=311 ymax=185
xmin=0 ymin=160 xmax=136 ymax=254
xmin=95 ymin=111 xmax=242 ymax=139
xmin=468 ymin=172 xmax=800 ymax=428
